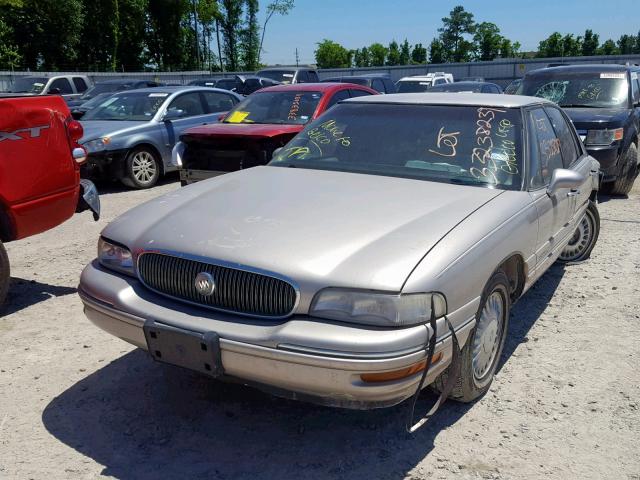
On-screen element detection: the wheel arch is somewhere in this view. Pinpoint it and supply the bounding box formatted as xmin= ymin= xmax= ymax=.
xmin=127 ymin=142 xmax=165 ymax=176
xmin=0 ymin=202 xmax=15 ymax=243
xmin=495 ymin=253 xmax=526 ymax=303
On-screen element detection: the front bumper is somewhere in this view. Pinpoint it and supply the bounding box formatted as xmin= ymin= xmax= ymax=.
xmin=75 ymin=179 xmax=100 ymax=221
xmin=585 ymin=145 xmax=620 ymax=182
xmin=81 ymin=149 xmax=128 ymax=180
xmin=179 ymin=168 xmax=227 ymax=185
xmin=78 ymin=261 xmax=477 ymax=409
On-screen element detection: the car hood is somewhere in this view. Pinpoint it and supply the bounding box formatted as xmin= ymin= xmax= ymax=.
xmin=181 ymin=122 xmax=303 ymax=141
xmin=79 ymin=120 xmax=147 ymax=143
xmin=564 ymin=107 xmax=630 ymax=130
xmin=104 ymin=166 xmax=503 ymax=292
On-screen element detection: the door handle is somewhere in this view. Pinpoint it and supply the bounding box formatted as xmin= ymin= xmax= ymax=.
xmin=567 ymin=189 xmax=581 ymax=197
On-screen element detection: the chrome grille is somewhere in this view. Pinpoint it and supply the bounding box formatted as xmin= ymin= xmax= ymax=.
xmin=137 ymin=252 xmax=297 ymax=318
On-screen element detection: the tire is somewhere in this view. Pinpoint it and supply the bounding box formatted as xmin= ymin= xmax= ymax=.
xmin=433 ymin=270 xmax=510 ymax=403
xmin=121 ymin=147 xmax=161 ymax=189
xmin=558 ymin=201 xmax=600 ymax=263
xmin=607 ymin=143 xmax=637 ymax=196
xmin=0 ymin=240 xmax=9 ymax=307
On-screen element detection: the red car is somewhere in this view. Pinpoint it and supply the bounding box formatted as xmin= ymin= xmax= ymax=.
xmin=0 ymin=95 xmax=100 ymax=306
xmin=172 ymin=83 xmax=378 ymax=185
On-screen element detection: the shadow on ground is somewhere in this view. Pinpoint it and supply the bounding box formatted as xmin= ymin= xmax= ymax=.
xmin=93 ymin=172 xmax=179 ymax=196
xmin=42 ymin=267 xmax=564 ymax=480
xmin=1 ymin=278 xmax=76 ymax=316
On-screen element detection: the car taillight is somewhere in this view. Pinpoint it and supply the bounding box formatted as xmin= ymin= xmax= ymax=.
xmin=67 ymin=119 xmax=84 ymax=142
xmin=65 ymin=117 xmax=86 ymax=164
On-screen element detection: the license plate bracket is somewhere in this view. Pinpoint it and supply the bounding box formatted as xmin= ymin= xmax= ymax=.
xmin=143 ymin=320 xmax=224 ymax=378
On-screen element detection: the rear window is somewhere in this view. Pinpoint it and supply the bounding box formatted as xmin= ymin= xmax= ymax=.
xmin=256 ymin=70 xmax=296 ymax=84
xmin=73 ymin=77 xmax=88 ymax=92
xmin=521 ymin=71 xmax=630 ymax=108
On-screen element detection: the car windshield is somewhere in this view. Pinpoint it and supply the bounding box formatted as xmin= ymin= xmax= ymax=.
xmin=430 ymin=83 xmax=482 ymax=93
xmin=521 ymin=72 xmax=629 ymax=108
xmin=504 ymin=80 xmax=522 ymax=95
xmin=79 ymin=83 xmax=126 ymax=100
xmin=397 ymin=81 xmax=432 ymax=93
xmin=223 ymin=91 xmax=323 ymax=125
xmin=7 ymin=77 xmax=48 ymax=93
xmin=270 ymin=103 xmax=523 ymax=190
xmin=256 ymin=70 xmax=296 ymax=84
xmin=78 ymin=92 xmax=115 ymax=109
xmin=82 ymin=91 xmax=169 ymax=121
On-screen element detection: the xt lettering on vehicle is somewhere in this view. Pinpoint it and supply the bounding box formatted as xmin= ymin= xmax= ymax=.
xmin=0 ymin=124 xmax=49 ymax=142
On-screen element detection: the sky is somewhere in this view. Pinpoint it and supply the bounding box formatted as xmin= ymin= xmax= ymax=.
xmin=258 ymin=0 xmax=640 ymax=65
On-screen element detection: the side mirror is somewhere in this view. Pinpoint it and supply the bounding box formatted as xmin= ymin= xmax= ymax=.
xmin=48 ymin=88 xmax=61 ymax=95
xmin=547 ymin=168 xmax=584 ymax=197
xmin=163 ymin=108 xmax=185 ymax=121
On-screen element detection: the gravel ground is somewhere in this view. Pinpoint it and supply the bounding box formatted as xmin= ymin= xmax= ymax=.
xmin=0 ymin=177 xmax=639 ymax=480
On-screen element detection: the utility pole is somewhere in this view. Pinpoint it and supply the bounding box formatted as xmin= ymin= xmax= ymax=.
xmin=295 ymin=48 xmax=299 ymax=67
xmin=192 ymin=0 xmax=200 ymax=70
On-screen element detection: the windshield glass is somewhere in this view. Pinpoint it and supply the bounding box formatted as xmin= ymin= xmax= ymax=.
xmin=397 ymin=81 xmax=432 ymax=93
xmin=256 ymin=70 xmax=295 ymax=84
xmin=79 ymin=83 xmax=125 ymax=100
xmin=223 ymin=91 xmax=322 ymax=125
xmin=82 ymin=91 xmax=169 ymax=121
xmin=430 ymin=83 xmax=482 ymax=93
xmin=270 ymin=104 xmax=523 ymax=190
xmin=521 ymin=72 xmax=629 ymax=108
xmin=78 ymin=92 xmax=115 ymax=109
xmin=8 ymin=77 xmax=47 ymax=93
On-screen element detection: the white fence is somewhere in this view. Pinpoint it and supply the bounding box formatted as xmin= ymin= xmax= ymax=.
xmin=2 ymin=54 xmax=640 ymax=91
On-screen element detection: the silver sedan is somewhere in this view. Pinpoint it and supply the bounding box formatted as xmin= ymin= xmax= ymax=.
xmin=80 ymin=86 xmax=242 ymax=188
xmin=78 ymin=93 xmax=600 ymax=410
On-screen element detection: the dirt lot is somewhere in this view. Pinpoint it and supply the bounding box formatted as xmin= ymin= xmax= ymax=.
xmin=0 ymin=177 xmax=639 ymax=480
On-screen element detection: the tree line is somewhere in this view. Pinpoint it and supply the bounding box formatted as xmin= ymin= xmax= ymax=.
xmin=0 ymin=0 xmax=293 ymax=71
xmin=315 ymin=5 xmax=640 ymax=69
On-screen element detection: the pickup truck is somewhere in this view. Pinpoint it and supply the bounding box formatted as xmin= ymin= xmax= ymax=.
xmin=1 ymin=75 xmax=92 ymax=101
xmin=522 ymin=64 xmax=640 ymax=195
xmin=0 ymin=95 xmax=100 ymax=306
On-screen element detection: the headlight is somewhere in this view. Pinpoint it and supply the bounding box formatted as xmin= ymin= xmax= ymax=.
xmin=585 ymin=128 xmax=623 ymax=146
xmin=309 ymin=289 xmax=447 ymax=327
xmin=98 ymin=237 xmax=134 ymax=276
xmin=83 ymin=137 xmax=111 ymax=153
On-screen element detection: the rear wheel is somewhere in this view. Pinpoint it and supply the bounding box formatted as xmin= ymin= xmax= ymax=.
xmin=434 ymin=270 xmax=510 ymax=402
xmin=606 ymin=143 xmax=637 ymax=196
xmin=121 ymin=147 xmax=161 ymax=189
xmin=558 ymin=201 xmax=600 ymax=263
xmin=0 ymin=241 xmax=9 ymax=307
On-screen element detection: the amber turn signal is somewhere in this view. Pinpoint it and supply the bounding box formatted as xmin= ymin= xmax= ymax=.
xmin=360 ymin=351 xmax=443 ymax=383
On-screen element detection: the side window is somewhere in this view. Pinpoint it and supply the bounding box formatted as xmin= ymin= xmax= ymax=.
xmin=326 ymin=89 xmax=350 ymax=109
xmin=632 ymin=73 xmax=640 ymax=103
xmin=491 ymin=85 xmax=502 ymax=94
xmin=73 ymin=77 xmax=88 ymax=92
xmin=481 ymin=85 xmax=491 ymax=93
xmin=201 ymin=91 xmax=237 ymax=113
xmin=545 ymin=107 xmax=580 ymax=168
xmin=528 ymin=108 xmax=564 ymax=189
xmin=308 ymin=71 xmax=319 ymax=82
xmin=168 ymin=92 xmax=205 ymax=117
xmin=349 ymin=89 xmax=373 ymax=98
xmin=48 ymin=78 xmax=73 ymax=94
xmin=296 ymin=71 xmax=309 ymax=83
xmin=434 ymin=78 xmax=446 ymax=85
xmin=372 ymin=79 xmax=385 ymax=93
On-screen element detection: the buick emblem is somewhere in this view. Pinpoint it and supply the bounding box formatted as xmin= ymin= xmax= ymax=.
xmin=194 ymin=272 xmax=215 ymax=296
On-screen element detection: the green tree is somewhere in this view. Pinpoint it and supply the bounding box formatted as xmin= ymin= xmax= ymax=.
xmin=599 ymin=39 xmax=619 ymax=55
xmin=499 ymin=38 xmax=520 ymax=58
xmin=473 ymin=21 xmax=502 ymax=60
xmin=411 ymin=43 xmax=427 ymax=64
xmin=0 ymin=16 xmax=20 ymax=69
xmin=582 ymin=29 xmax=600 ymax=56
xmin=240 ymin=0 xmax=260 ymax=70
xmin=368 ymin=42 xmax=387 ymax=66
xmin=562 ymin=34 xmax=582 ymax=57
xmin=386 ymin=40 xmax=401 ymax=66
xmin=399 ymin=39 xmax=411 ymax=65
xmin=314 ymin=39 xmax=350 ymax=68
xmin=438 ymin=5 xmax=475 ymax=62
xmin=146 ymin=0 xmax=195 ymax=70
xmin=353 ymin=47 xmax=370 ymax=67
xmin=635 ymin=30 xmax=640 ymax=54
xmin=258 ymin=0 xmax=294 ymax=64
xmin=219 ymin=0 xmax=244 ymax=70
xmin=537 ymin=32 xmax=563 ymax=57
xmin=429 ymin=38 xmax=445 ymax=63
xmin=618 ymin=34 xmax=635 ymax=54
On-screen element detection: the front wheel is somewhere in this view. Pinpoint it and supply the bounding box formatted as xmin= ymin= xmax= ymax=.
xmin=606 ymin=143 xmax=637 ymax=196
xmin=433 ymin=270 xmax=510 ymax=403
xmin=558 ymin=200 xmax=600 ymax=263
xmin=121 ymin=147 xmax=161 ymax=189
xmin=0 ymin=240 xmax=9 ymax=307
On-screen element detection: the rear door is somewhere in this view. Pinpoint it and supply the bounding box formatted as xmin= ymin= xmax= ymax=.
xmin=527 ymin=107 xmax=575 ymax=270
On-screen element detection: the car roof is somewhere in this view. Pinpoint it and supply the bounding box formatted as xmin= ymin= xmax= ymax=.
xmin=398 ymin=75 xmax=448 ymax=81
xmin=527 ymin=64 xmax=630 ymax=76
xmin=448 ymin=81 xmax=497 ymax=86
xmin=123 ymin=86 xmax=225 ymax=94
xmin=95 ymin=78 xmax=151 ymax=85
xmin=325 ymin=74 xmax=390 ymax=80
xmin=256 ymin=82 xmax=367 ymax=93
xmin=343 ymin=92 xmax=550 ymax=108
xmin=258 ymin=66 xmax=316 ymax=71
